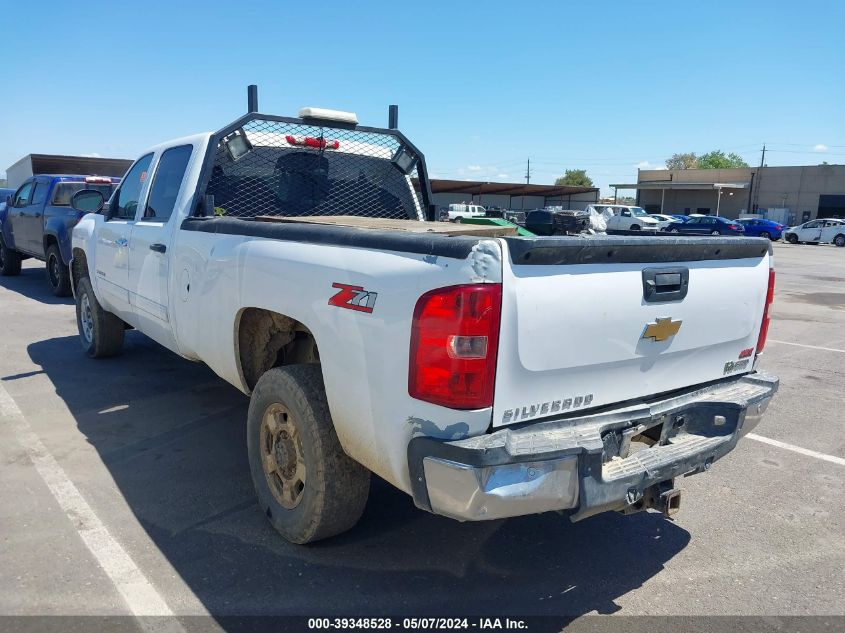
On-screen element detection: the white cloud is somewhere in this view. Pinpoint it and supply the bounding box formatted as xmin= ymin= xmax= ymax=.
xmin=814 ymin=144 xmax=828 ymax=152
xmin=81 ymin=152 xmax=102 ymax=158
xmin=496 ymin=173 xmax=509 ymax=179
xmin=467 ymin=164 xmax=483 ymax=172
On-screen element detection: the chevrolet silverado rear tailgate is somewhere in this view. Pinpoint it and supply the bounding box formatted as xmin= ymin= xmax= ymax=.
xmin=493 ymin=236 xmax=772 ymax=428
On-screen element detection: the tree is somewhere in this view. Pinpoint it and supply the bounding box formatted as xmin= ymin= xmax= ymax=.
xmin=696 ymin=150 xmax=749 ymax=169
xmin=555 ymin=169 xmax=593 ymax=187
xmin=665 ymin=153 xmax=699 ymax=170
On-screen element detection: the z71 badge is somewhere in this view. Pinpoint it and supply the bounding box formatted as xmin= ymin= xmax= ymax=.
xmin=328 ymin=283 xmax=378 ymax=313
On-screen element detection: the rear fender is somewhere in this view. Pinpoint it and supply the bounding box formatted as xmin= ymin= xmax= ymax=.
xmin=43 ymin=217 xmax=72 ymax=264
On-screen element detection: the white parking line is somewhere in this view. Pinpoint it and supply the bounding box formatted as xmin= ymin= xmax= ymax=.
xmin=747 ymin=433 xmax=845 ymax=467
xmin=768 ymin=339 xmax=845 ymax=354
xmin=0 ymin=384 xmax=185 ymax=631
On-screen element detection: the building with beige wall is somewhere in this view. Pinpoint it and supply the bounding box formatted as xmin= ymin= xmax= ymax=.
xmin=612 ymin=165 xmax=845 ymax=224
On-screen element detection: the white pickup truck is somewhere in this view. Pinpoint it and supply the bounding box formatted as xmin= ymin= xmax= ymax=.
xmin=70 ymin=97 xmax=779 ymax=544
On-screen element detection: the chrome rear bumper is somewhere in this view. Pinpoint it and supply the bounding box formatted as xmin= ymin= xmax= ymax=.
xmin=408 ymin=372 xmax=778 ymax=522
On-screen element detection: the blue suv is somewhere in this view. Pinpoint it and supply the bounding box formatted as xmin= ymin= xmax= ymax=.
xmin=0 ymin=175 xmax=120 ymax=295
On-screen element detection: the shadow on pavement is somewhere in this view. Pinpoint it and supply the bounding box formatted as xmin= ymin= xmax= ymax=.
xmin=27 ymin=333 xmax=691 ymax=618
xmin=0 ymin=263 xmax=73 ymax=306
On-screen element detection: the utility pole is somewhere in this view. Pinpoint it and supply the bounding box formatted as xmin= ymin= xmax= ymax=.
xmin=753 ymin=144 xmax=766 ymax=213
xmin=521 ymin=159 xmax=531 ymax=211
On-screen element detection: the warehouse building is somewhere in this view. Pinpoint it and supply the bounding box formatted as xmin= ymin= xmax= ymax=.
xmin=5 ymin=154 xmax=132 ymax=189
xmin=430 ymin=179 xmax=599 ymax=212
xmin=612 ymin=165 xmax=845 ymax=224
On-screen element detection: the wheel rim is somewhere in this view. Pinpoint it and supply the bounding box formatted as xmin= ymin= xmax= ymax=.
xmin=80 ymin=293 xmax=94 ymax=343
xmin=260 ymin=403 xmax=306 ymax=509
xmin=836 ymin=236 xmax=845 ymax=246
xmin=761 ymin=232 xmax=770 ymax=239
xmin=48 ymin=254 xmax=61 ymax=288
xmin=670 ymin=228 xmax=679 ymax=233
xmin=711 ymin=231 xmax=720 ymax=235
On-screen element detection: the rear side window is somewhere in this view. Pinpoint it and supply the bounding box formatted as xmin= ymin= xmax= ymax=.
xmin=144 ymin=145 xmax=193 ymax=222
xmin=31 ymin=182 xmax=48 ymax=206
xmin=113 ymin=154 xmax=154 ymax=220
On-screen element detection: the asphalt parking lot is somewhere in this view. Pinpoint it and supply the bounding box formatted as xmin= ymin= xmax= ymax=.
xmin=1 ymin=241 xmax=843 ymax=628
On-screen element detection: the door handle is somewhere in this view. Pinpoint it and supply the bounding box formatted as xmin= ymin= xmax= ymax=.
xmin=115 ymin=237 xmax=129 ymax=247
xmin=150 ymin=243 xmax=167 ymax=253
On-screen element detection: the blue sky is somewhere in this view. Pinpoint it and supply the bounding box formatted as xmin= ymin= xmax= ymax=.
xmin=2 ymin=1 xmax=843 ymax=193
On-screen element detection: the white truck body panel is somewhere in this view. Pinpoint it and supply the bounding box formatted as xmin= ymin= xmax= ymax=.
xmin=492 ymin=249 xmax=770 ymax=427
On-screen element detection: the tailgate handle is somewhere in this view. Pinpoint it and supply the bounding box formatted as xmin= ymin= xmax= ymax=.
xmin=642 ymin=267 xmax=689 ymax=303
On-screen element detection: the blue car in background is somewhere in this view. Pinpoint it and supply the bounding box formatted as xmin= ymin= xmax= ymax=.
xmin=1 ymin=175 xmax=120 ymax=295
xmin=662 ymin=215 xmax=745 ymax=235
xmin=736 ymin=218 xmax=784 ymax=240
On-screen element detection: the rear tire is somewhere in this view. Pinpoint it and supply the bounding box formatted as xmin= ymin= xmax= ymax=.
xmin=247 ymin=365 xmax=370 ymax=544
xmin=670 ymin=228 xmax=679 ymax=233
xmin=786 ymin=234 xmax=798 ymax=244
xmin=0 ymin=235 xmax=22 ymax=276
xmin=46 ymin=244 xmax=72 ymax=297
xmin=711 ymin=230 xmax=721 ymax=235
xmin=454 ymin=216 xmax=463 ymax=223
xmin=834 ymin=234 xmax=845 ymax=247
xmin=75 ymin=276 xmax=125 ymax=357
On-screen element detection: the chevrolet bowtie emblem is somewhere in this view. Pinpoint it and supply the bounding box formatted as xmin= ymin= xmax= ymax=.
xmin=643 ymin=317 xmax=683 ymax=342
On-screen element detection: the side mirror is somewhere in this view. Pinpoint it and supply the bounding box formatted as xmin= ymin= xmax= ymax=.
xmin=70 ymin=189 xmax=105 ymax=214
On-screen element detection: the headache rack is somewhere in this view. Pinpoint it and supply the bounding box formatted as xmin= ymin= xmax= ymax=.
xmin=194 ymin=87 xmax=434 ymax=222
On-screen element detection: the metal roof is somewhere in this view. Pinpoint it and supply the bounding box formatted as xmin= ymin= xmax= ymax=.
xmin=431 ymin=179 xmax=597 ymax=197
xmin=8 ymin=154 xmax=132 ymax=179
xmin=610 ymin=181 xmax=750 ymax=190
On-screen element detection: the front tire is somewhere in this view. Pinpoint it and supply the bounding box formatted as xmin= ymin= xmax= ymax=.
xmin=630 ymin=224 xmax=641 ymax=231
xmin=711 ymin=230 xmax=721 ymax=235
xmin=247 ymin=365 xmax=370 ymax=544
xmin=0 ymin=235 xmax=22 ymax=276
xmin=75 ymin=276 xmax=125 ymax=357
xmin=760 ymin=231 xmax=771 ymax=240
xmin=46 ymin=244 xmax=72 ymax=296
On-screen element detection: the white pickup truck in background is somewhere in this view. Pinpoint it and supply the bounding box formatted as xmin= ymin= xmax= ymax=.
xmin=586 ymin=204 xmax=662 ymax=232
xmin=69 ymin=92 xmax=779 ymax=544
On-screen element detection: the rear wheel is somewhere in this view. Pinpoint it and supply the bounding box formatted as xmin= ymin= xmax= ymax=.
xmin=670 ymin=228 xmax=679 ymax=233
xmin=453 ymin=216 xmax=463 ymax=223
xmin=786 ymin=234 xmax=798 ymax=244
xmin=0 ymin=235 xmax=22 ymax=276
xmin=834 ymin=234 xmax=845 ymax=247
xmin=711 ymin=230 xmax=721 ymax=235
xmin=46 ymin=244 xmax=72 ymax=297
xmin=75 ymin=276 xmax=125 ymax=357
xmin=247 ymin=365 xmax=370 ymax=544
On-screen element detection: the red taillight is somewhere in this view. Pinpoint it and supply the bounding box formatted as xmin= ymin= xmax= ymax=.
xmin=756 ymin=268 xmax=775 ymax=354
xmin=285 ymin=135 xmax=340 ymax=150
xmin=409 ymin=284 xmax=502 ymax=409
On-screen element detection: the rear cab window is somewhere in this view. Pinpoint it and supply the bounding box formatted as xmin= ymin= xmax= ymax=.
xmin=52 ymin=181 xmax=116 ymax=206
